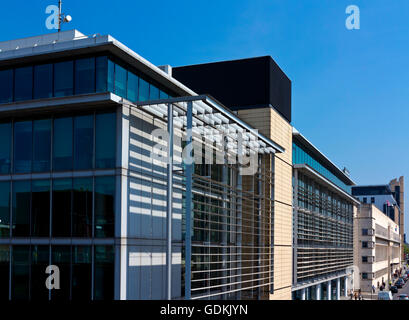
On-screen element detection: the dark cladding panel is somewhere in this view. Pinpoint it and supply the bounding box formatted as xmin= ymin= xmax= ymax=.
xmin=173 ymin=56 xmax=291 ymax=122
xmin=268 ymin=58 xmax=292 ymax=122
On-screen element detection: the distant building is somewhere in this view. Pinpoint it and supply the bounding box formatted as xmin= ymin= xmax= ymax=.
xmin=352 ymin=177 xmax=405 ymax=261
xmin=291 ymin=129 xmax=359 ymax=300
xmin=354 ymin=204 xmax=401 ymax=292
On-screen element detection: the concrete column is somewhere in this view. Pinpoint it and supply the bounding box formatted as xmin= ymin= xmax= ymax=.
xmin=316 ymin=284 xmax=321 ymax=300
xmin=344 ymin=276 xmax=348 ymax=297
xmin=336 ymin=278 xmax=341 ymax=300
xmin=327 ymin=281 xmax=331 ymax=300
xmin=301 ymin=288 xmax=306 ymax=300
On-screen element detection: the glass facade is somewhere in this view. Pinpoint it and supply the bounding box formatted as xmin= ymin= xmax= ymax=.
xmin=293 ymin=141 xmax=351 ymax=193
xmin=0 ymin=245 xmax=113 ymax=300
xmin=0 ymin=110 xmax=117 ymax=300
xmin=0 ymin=55 xmax=173 ymax=104
xmin=0 ymin=112 xmax=115 ymax=174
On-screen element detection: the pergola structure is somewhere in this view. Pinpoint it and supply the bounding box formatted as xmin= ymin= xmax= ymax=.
xmin=132 ymin=95 xmax=284 ymax=300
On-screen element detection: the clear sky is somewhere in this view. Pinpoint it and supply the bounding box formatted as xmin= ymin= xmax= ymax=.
xmin=1 ymin=0 xmax=408 ymax=235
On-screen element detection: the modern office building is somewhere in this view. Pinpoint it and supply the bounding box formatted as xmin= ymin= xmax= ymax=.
xmin=352 ymin=177 xmax=405 ymax=260
xmin=173 ymin=56 xmax=294 ymax=300
xmin=291 ymin=129 xmax=359 ymax=300
xmin=0 ymin=30 xmax=290 ymax=300
xmin=352 ymin=185 xmax=400 ymax=222
xmin=354 ymin=203 xmax=401 ymax=292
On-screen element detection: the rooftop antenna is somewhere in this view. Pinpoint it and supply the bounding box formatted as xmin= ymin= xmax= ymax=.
xmin=58 ymin=0 xmax=72 ymax=32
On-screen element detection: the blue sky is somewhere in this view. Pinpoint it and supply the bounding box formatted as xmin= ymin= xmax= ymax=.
xmin=1 ymin=0 xmax=408 ymax=235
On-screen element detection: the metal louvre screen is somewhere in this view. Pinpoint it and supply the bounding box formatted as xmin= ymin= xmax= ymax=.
xmin=134 ymin=96 xmax=281 ymax=300
xmin=180 ymin=156 xmax=274 ymax=300
xmin=295 ymin=171 xmax=354 ymax=281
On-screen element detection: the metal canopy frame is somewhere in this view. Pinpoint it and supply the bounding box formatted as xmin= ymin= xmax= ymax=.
xmin=130 ymin=95 xmax=281 ymax=300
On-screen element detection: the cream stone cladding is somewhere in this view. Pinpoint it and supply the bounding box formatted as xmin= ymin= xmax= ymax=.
xmin=237 ymin=107 xmax=293 ymax=300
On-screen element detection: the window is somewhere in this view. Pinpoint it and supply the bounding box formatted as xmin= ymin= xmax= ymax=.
xmin=362 ymin=273 xmax=368 ymax=280
xmin=160 ymin=90 xmax=169 ymax=99
xmin=0 ymin=182 xmax=10 ymax=237
xmin=107 ymin=59 xmax=115 ymax=92
xmin=52 ymin=179 xmax=72 ymax=237
xmin=54 ymin=61 xmax=73 ymax=97
xmin=94 ymin=245 xmax=114 ymax=300
xmin=362 ymin=228 xmax=368 ymax=236
xmin=0 ymin=246 xmax=9 ymax=300
xmin=95 ymin=112 xmax=116 ymax=169
xmin=362 ymin=241 xmax=368 ymax=248
xmin=53 ymin=117 xmax=73 ymax=171
xmin=362 ymin=197 xmax=367 ymax=204
xmin=31 ymin=180 xmax=50 ymax=237
xmin=149 ymin=84 xmax=160 ymax=100
xmin=14 ymin=121 xmax=33 ymax=173
xmin=12 ymin=181 xmax=31 ymax=237
xmin=14 ymin=67 xmax=33 ymax=101
xmin=114 ymin=64 xmax=127 ymax=98
xmin=362 ymin=256 xmax=368 ymax=263
xmin=75 ymin=57 xmax=95 ymax=94
xmin=127 ymin=71 xmax=139 ymax=102
xmin=0 ymin=122 xmax=11 ymax=174
xmin=72 ymin=178 xmax=92 ymax=237
xmin=33 ymin=119 xmax=51 ymax=172
xmin=96 ymin=56 xmax=108 ymax=93
xmin=371 ymin=197 xmax=375 ymax=204
xmin=51 ymin=246 xmax=71 ymax=300
xmin=94 ymin=176 xmax=115 ymax=238
xmin=11 ymin=246 xmax=30 ymax=300
xmin=30 ymin=245 xmax=50 ymax=300
xmin=0 ymin=69 xmax=13 ymax=103
xmin=72 ymin=245 xmax=92 ymax=300
xmin=74 ymin=115 xmax=94 ymax=170
xmin=139 ymin=78 xmax=149 ymax=101
xmin=34 ymin=64 xmax=53 ymax=99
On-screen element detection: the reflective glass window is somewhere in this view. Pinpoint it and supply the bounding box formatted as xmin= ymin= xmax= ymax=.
xmin=0 ymin=182 xmax=10 ymax=238
xmin=12 ymin=181 xmax=30 ymax=237
xmin=74 ymin=115 xmax=93 ymax=170
xmin=149 ymin=84 xmax=159 ymax=100
xmin=72 ymin=178 xmax=92 ymax=237
xmin=30 ymin=245 xmax=50 ymax=300
xmin=127 ymin=71 xmax=138 ymax=102
xmin=75 ymin=57 xmax=95 ymax=94
xmin=34 ymin=64 xmax=53 ymax=99
xmin=96 ymin=56 xmax=108 ymax=93
xmin=0 ymin=69 xmax=13 ymax=103
xmin=53 ymin=117 xmax=73 ymax=171
xmin=107 ymin=59 xmax=115 ymax=92
xmin=31 ymin=180 xmax=50 ymax=237
xmin=159 ymin=90 xmax=169 ymax=99
xmin=0 ymin=245 xmax=9 ymax=300
xmin=33 ymin=119 xmax=51 ymax=172
xmin=94 ymin=245 xmax=114 ymax=300
xmin=14 ymin=66 xmax=33 ymax=101
xmin=51 ymin=246 xmax=71 ymax=300
xmin=11 ymin=246 xmax=30 ymax=300
xmin=72 ymin=246 xmax=92 ymax=300
xmin=13 ymin=121 xmax=32 ymax=173
xmin=52 ymin=179 xmax=72 ymax=237
xmin=0 ymin=122 xmax=11 ymax=174
xmin=139 ymin=78 xmax=149 ymax=101
xmin=54 ymin=61 xmax=73 ymax=97
xmin=95 ymin=176 xmax=115 ymax=238
xmin=114 ymin=64 xmax=127 ymax=98
xmin=96 ymin=113 xmax=116 ymax=169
